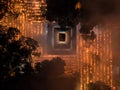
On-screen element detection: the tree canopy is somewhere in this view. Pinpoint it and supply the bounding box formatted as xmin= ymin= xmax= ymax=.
xmin=0 ymin=25 xmax=38 ymax=79
xmin=35 ymin=57 xmax=66 ymax=78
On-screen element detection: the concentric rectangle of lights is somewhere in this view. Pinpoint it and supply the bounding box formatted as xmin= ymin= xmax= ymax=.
xmin=57 ymin=31 xmax=68 ymax=44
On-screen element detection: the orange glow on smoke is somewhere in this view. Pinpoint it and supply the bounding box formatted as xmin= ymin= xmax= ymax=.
xmin=78 ymin=26 xmax=113 ymax=90
xmin=0 ymin=0 xmax=115 ymax=89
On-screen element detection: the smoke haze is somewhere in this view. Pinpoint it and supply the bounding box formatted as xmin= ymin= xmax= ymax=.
xmin=81 ymin=0 xmax=120 ymax=25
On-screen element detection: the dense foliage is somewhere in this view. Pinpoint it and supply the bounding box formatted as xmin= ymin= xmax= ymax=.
xmin=35 ymin=57 xmax=66 ymax=78
xmin=0 ymin=25 xmax=38 ymax=79
xmin=0 ymin=57 xmax=79 ymax=90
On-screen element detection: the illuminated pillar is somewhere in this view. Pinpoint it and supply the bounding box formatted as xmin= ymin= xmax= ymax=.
xmin=79 ymin=25 xmax=113 ymax=90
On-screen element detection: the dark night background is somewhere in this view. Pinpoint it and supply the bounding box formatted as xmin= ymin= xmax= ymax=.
xmin=46 ymin=0 xmax=120 ymax=26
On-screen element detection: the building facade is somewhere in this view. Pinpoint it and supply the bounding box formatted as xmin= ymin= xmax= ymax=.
xmin=1 ymin=0 xmax=119 ymax=90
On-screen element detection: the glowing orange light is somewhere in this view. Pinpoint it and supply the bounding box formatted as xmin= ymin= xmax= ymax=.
xmin=75 ymin=2 xmax=81 ymax=10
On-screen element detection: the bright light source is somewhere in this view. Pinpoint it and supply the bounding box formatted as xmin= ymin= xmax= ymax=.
xmin=57 ymin=31 xmax=68 ymax=44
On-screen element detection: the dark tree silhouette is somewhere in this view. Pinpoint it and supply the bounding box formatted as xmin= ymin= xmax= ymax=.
xmin=88 ymin=81 xmax=111 ymax=90
xmin=34 ymin=57 xmax=79 ymax=90
xmin=35 ymin=57 xmax=66 ymax=78
xmin=49 ymin=57 xmax=66 ymax=77
xmin=0 ymin=25 xmax=38 ymax=79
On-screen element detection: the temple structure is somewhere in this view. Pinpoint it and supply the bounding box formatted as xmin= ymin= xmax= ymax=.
xmin=0 ymin=0 xmax=119 ymax=90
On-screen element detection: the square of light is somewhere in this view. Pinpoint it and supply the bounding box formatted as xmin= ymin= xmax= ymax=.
xmin=57 ymin=32 xmax=68 ymax=44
